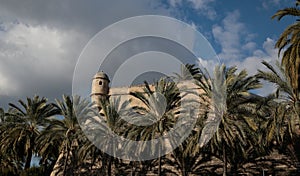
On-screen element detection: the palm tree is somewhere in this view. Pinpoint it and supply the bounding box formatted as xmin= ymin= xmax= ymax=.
xmin=78 ymin=95 xmax=133 ymax=175
xmin=256 ymin=61 xmax=300 ymax=163
xmin=258 ymin=97 xmax=291 ymax=149
xmin=198 ymin=65 xmax=262 ymax=175
xmin=45 ymin=95 xmax=90 ymax=176
xmin=170 ymin=133 xmax=213 ymax=176
xmin=0 ymin=96 xmax=58 ymax=170
xmin=0 ymin=108 xmax=23 ymax=175
xmin=172 ymin=64 xmax=202 ymax=82
xmin=77 ymin=139 xmax=103 ymax=175
xmin=170 ymin=63 xmax=222 ymax=175
xmin=97 ymin=97 xmax=126 ymax=175
xmin=272 ymin=0 xmax=300 ymax=94
xmin=128 ymin=78 xmax=182 ymax=175
xmin=257 ymin=61 xmax=299 ymax=122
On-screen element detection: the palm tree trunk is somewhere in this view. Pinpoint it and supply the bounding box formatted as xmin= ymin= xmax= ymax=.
xmin=101 ymin=154 xmax=107 ymax=175
xmin=222 ymin=144 xmax=227 ymax=176
xmin=63 ymin=146 xmax=70 ymax=176
xmin=50 ymin=147 xmax=66 ymax=176
xmin=107 ymin=142 xmax=113 ymax=176
xmin=158 ymin=156 xmax=162 ymax=176
xmin=182 ymin=169 xmax=186 ymax=176
xmin=232 ymin=163 xmax=238 ymax=176
xmin=107 ymin=155 xmax=112 ymax=176
xmin=158 ymin=145 xmax=162 ymax=176
xmin=181 ymin=160 xmax=188 ymax=176
xmin=90 ymin=150 xmax=96 ymax=171
xmin=24 ymin=137 xmax=34 ymax=170
xmin=130 ymin=161 xmax=134 ymax=176
xmin=24 ymin=148 xmax=33 ymax=169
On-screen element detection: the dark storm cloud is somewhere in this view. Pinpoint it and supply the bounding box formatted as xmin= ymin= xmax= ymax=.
xmin=0 ymin=0 xmax=167 ymax=33
xmin=0 ymin=0 xmax=170 ymax=109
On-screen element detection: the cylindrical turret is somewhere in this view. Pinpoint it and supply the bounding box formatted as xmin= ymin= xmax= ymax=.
xmin=91 ymin=71 xmax=110 ymax=108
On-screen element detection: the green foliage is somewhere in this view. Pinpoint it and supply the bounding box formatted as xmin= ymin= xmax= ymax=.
xmin=272 ymin=0 xmax=300 ymax=94
xmin=0 ymin=96 xmax=59 ymax=170
xmin=196 ymin=64 xmax=263 ymax=175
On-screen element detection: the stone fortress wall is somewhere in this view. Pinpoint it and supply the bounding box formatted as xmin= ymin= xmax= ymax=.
xmin=91 ymin=72 xmax=205 ymax=114
xmin=91 ymin=71 xmax=205 ymax=111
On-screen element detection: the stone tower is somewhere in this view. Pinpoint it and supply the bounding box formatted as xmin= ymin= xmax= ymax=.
xmin=90 ymin=71 xmax=110 ymax=108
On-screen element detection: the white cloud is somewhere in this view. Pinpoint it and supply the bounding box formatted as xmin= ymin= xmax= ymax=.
xmin=168 ymin=0 xmax=182 ymax=7
xmin=0 ymin=0 xmax=166 ymax=34
xmin=0 ymin=72 xmax=17 ymax=95
xmin=212 ymin=10 xmax=256 ymax=61
xmin=0 ymin=22 xmax=86 ymax=97
xmin=263 ymin=37 xmax=278 ymax=57
xmin=0 ymin=0 xmax=170 ymax=108
xmin=188 ymin=0 xmax=214 ymax=9
xmin=261 ymin=0 xmax=289 ymax=10
xmin=197 ymin=37 xmax=279 ymax=97
xmin=166 ymin=0 xmax=216 ymax=20
xmin=229 ymin=37 xmax=277 ymax=75
xmin=188 ymin=0 xmax=216 ymax=19
xmin=242 ymin=42 xmax=257 ymax=51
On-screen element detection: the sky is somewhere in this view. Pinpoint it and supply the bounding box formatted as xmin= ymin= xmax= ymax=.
xmin=0 ymin=0 xmax=296 ymax=109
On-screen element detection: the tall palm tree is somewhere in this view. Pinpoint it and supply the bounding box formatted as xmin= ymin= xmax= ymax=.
xmin=257 ymin=61 xmax=299 ymax=122
xmin=0 ymin=108 xmax=23 ymax=175
xmin=97 ymin=97 xmax=126 ymax=175
xmin=272 ymin=0 xmax=300 ymax=94
xmin=77 ymin=139 xmax=103 ymax=175
xmin=0 ymin=96 xmax=58 ymax=170
xmin=256 ymin=61 xmax=300 ymax=162
xmin=198 ymin=65 xmax=262 ymax=175
xmin=170 ymin=63 xmax=222 ymax=175
xmin=128 ymin=78 xmax=182 ymax=175
xmin=45 ymin=95 xmax=90 ymax=176
xmin=79 ymin=96 xmax=130 ymax=175
xmin=171 ymin=133 xmax=213 ymax=176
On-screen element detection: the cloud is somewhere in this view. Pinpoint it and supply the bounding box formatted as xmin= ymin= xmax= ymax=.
xmin=229 ymin=38 xmax=277 ymax=75
xmin=212 ymin=10 xmax=256 ymax=61
xmin=188 ymin=0 xmax=214 ymax=10
xmin=197 ymin=38 xmax=277 ymax=79
xmin=261 ymin=0 xmax=290 ymax=10
xmin=188 ymin=0 xmax=216 ymax=20
xmin=0 ymin=0 xmax=196 ymax=108
xmin=0 ymin=0 xmax=167 ymax=34
xmin=0 ymin=22 xmax=86 ymax=99
xmin=211 ymin=10 xmax=278 ymax=77
xmin=168 ymin=0 xmax=215 ymax=9
xmin=242 ymin=42 xmax=257 ymax=51
xmin=168 ymin=0 xmax=182 ymax=7
xmin=167 ymin=0 xmax=216 ymax=20
xmin=210 ymin=9 xmax=279 ymax=96
xmin=197 ymin=37 xmax=278 ymax=97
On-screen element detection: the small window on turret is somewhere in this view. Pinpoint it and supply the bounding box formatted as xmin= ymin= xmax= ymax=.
xmin=99 ymin=81 xmax=102 ymax=85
